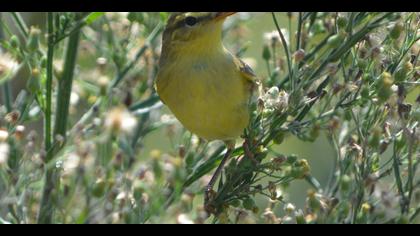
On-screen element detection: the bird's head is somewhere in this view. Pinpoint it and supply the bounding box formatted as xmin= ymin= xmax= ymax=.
xmin=160 ymin=12 xmax=236 ymax=57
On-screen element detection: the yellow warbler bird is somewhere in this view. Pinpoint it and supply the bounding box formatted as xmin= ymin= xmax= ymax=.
xmin=155 ymin=12 xmax=257 ymax=206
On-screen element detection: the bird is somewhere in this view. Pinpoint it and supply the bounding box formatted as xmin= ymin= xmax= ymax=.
xmin=155 ymin=12 xmax=257 ymax=210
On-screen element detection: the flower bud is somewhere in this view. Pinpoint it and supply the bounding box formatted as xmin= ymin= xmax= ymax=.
xmin=389 ymin=22 xmax=404 ymax=40
xmin=27 ymin=68 xmax=41 ymax=93
xmin=413 ymin=108 xmax=420 ymax=122
xmin=394 ymin=61 xmax=413 ymax=83
xmin=242 ymin=197 xmax=256 ymax=210
xmin=262 ymin=44 xmax=271 ymax=61
xmin=14 ymin=125 xmax=25 ymax=141
xmin=307 ymin=190 xmax=320 ymax=211
xmin=293 ymin=49 xmax=305 ymax=63
xmin=286 ymin=154 xmax=297 ymax=164
xmin=10 ymin=35 xmax=20 ymax=48
xmin=357 ymin=58 xmax=368 ymax=71
xmin=312 ymin=20 xmax=325 ymax=35
xmin=327 ymin=31 xmax=346 ymax=49
xmin=368 ymin=127 xmax=382 ymax=149
xmin=284 ymin=203 xmax=296 ymax=214
xmin=59 ymin=15 xmax=67 ymax=27
xmin=337 ymin=16 xmax=348 ymax=30
xmin=27 ymin=27 xmax=41 ymax=53
xmin=291 ymin=159 xmax=310 ymax=179
xmin=92 ymin=178 xmax=107 ymax=197
xmin=230 ymin=199 xmax=241 ymax=207
xmin=376 ymin=72 xmax=394 ymax=103
xmin=273 ymin=131 xmax=286 ymax=144
xmin=394 ymin=133 xmax=405 ymax=152
xmin=270 ymin=155 xmax=286 ymax=170
xmin=40 ymin=56 xmax=47 ymax=69
xmin=340 ymin=175 xmax=351 ymax=192
xmin=295 ymin=209 xmax=305 ymax=224
xmin=361 ymin=202 xmax=371 ymax=214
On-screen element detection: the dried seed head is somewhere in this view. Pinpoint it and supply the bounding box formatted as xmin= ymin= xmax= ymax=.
xmin=263 ymin=208 xmax=280 ymax=224
xmin=271 ymin=155 xmax=286 ymax=170
xmin=293 ymin=49 xmax=306 ymax=63
xmin=370 ymin=46 xmax=383 ymax=60
xmin=268 ymin=181 xmax=277 ymax=198
xmin=5 ymin=111 xmax=20 ymax=124
xmin=178 ymin=145 xmax=186 ymax=158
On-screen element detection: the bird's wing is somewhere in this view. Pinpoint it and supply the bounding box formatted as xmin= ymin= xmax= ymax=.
xmin=233 ymin=56 xmax=262 ymax=101
xmin=233 ymin=56 xmax=257 ymax=83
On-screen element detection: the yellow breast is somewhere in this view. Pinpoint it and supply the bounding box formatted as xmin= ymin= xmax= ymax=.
xmin=156 ymin=50 xmax=252 ymax=141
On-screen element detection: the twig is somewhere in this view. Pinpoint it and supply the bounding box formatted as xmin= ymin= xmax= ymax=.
xmin=10 ymin=12 xmax=28 ymax=39
xmin=37 ymin=12 xmax=55 ymax=224
xmin=272 ymin=13 xmax=294 ymax=88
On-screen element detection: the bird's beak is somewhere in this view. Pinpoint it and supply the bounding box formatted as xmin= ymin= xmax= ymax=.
xmin=214 ymin=12 xmax=236 ymax=21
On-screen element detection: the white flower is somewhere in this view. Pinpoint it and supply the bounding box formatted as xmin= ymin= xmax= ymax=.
xmin=70 ymin=92 xmax=80 ymax=106
xmin=177 ymin=214 xmax=194 ymax=224
xmin=105 ymin=107 xmax=137 ymax=134
xmin=0 ymin=130 xmax=9 ymax=142
xmin=262 ymin=87 xmax=289 ymax=112
xmin=0 ymin=53 xmax=19 ymax=85
xmin=264 ymin=29 xmax=289 ymax=46
xmin=0 ymin=143 xmax=10 ymax=165
xmin=63 ymin=153 xmax=80 ymax=175
xmin=284 ymin=203 xmax=296 ymax=213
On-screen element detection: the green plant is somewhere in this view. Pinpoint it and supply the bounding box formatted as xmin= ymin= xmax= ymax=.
xmin=0 ymin=12 xmax=418 ymax=224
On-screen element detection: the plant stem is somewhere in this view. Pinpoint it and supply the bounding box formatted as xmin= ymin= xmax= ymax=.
xmin=53 ymin=24 xmax=81 ymax=149
xmin=1 ymin=84 xmax=12 ymax=112
xmin=0 ymin=13 xmax=13 ymax=113
xmin=392 ymin=140 xmax=408 ymax=214
xmin=45 ymin=12 xmax=54 ymax=161
xmin=38 ymin=13 xmax=82 ymax=224
xmin=10 ymin=12 xmax=28 ymax=39
xmin=296 ymin=12 xmax=303 ymax=51
xmin=37 ymin=12 xmax=58 ymax=224
xmin=38 ymin=12 xmax=55 ymax=224
xmin=272 ymin=13 xmax=293 ymax=89
xmin=109 ymin=22 xmax=163 ymax=89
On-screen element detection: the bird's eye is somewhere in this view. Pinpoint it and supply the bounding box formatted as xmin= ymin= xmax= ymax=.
xmin=185 ymin=16 xmax=198 ymax=27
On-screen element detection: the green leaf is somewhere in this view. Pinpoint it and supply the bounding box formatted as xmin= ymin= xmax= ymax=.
xmin=0 ymin=217 xmax=11 ymax=224
xmin=183 ymin=146 xmax=244 ymax=187
xmin=85 ymin=12 xmax=104 ymax=25
xmin=129 ymin=94 xmax=161 ymax=112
